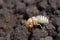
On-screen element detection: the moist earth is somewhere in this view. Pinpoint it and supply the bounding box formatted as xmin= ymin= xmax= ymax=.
xmin=0 ymin=0 xmax=60 ymax=40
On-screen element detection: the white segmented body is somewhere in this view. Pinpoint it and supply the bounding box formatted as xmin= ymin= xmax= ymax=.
xmin=36 ymin=15 xmax=49 ymax=24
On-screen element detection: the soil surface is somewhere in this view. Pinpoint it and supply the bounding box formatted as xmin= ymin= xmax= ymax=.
xmin=0 ymin=0 xmax=60 ymax=40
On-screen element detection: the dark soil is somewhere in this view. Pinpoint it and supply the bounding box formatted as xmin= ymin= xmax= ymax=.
xmin=0 ymin=0 xmax=60 ymax=40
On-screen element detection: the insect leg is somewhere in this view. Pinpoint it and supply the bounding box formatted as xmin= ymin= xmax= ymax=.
xmin=37 ymin=24 xmax=45 ymax=31
xmin=36 ymin=24 xmax=42 ymax=29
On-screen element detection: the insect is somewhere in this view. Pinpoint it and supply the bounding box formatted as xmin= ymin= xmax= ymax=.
xmin=25 ymin=15 xmax=49 ymax=29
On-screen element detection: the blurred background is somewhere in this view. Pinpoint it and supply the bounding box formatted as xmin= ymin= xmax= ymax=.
xmin=0 ymin=0 xmax=60 ymax=40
